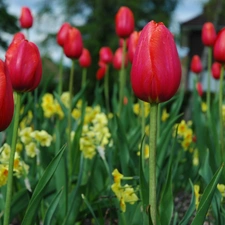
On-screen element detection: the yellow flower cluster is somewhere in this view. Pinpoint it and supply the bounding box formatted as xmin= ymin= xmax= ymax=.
xmin=133 ymin=102 xmax=150 ymax=117
xmin=41 ymin=92 xmax=70 ymax=119
xmin=0 ymin=143 xmax=29 ymax=187
xmin=111 ymin=169 xmax=138 ymax=212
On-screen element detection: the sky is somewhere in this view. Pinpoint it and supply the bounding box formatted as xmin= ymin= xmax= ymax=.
xmin=3 ymin=0 xmax=208 ymax=61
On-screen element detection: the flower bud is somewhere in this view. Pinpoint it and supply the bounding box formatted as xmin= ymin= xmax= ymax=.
xmin=96 ymin=64 xmax=106 ymax=80
xmin=63 ymin=27 xmax=83 ymax=59
xmin=196 ymin=82 xmax=203 ymax=97
xmin=128 ymin=31 xmax=140 ymax=63
xmin=131 ymin=21 xmax=181 ymax=103
xmin=0 ymin=60 xmax=14 ymax=131
xmin=113 ymin=47 xmax=128 ymax=70
xmin=79 ymin=48 xmax=92 ymax=68
xmin=99 ymin=47 xmax=113 ymax=64
xmin=213 ymin=28 xmax=225 ymax=63
xmin=115 ymin=6 xmax=135 ymax=38
xmin=57 ymin=22 xmax=71 ymax=47
xmin=5 ymin=35 xmax=42 ymax=92
xmin=190 ymin=55 xmax=202 ymax=74
xmin=211 ymin=62 xmax=221 ymax=80
xmin=19 ymin=7 xmax=33 ymax=29
xmin=201 ymin=22 xmax=216 ymax=47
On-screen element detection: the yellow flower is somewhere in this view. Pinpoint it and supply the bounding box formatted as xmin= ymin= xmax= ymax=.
xmin=16 ymin=142 xmax=23 ymax=153
xmin=133 ymin=103 xmax=140 ymax=115
xmin=72 ymin=108 xmax=81 ymax=120
xmin=0 ymin=165 xmax=8 ymax=187
xmin=161 ymin=108 xmax=169 ymax=122
xmin=60 ymin=92 xmax=70 ymax=108
xmin=0 ymin=143 xmax=11 ymax=161
xmin=112 ymin=169 xmax=124 ymax=184
xmin=123 ymin=184 xmax=139 ymax=204
xmin=19 ymin=127 xmax=33 ymax=145
xmin=25 ymin=142 xmax=39 ymax=158
xmin=193 ymin=149 xmax=199 ymax=166
xmin=194 ymin=184 xmax=200 ymax=209
xmin=13 ymin=155 xmax=29 ymax=178
xmin=177 ymin=120 xmax=188 ymax=136
xmin=217 ymin=184 xmax=225 ymax=198
xmin=31 ymin=130 xmax=53 ymax=147
xmin=201 ymin=102 xmax=207 ymax=113
xmin=137 ymin=144 xmax=149 ymax=159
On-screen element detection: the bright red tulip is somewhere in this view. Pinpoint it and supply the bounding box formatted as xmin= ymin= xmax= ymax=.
xmin=57 ymin=22 xmax=71 ymax=47
xmin=99 ymin=47 xmax=113 ymax=64
xmin=19 ymin=7 xmax=33 ymax=29
xmin=79 ymin=48 xmax=92 ymax=68
xmin=190 ymin=55 xmax=202 ymax=74
xmin=96 ymin=65 xmax=106 ymax=80
xmin=128 ymin=31 xmax=140 ymax=63
xmin=113 ymin=47 xmax=128 ymax=70
xmin=63 ymin=27 xmax=83 ymax=59
xmin=115 ymin=6 xmax=135 ymax=38
xmin=213 ymin=28 xmax=225 ymax=63
xmin=5 ymin=35 xmax=42 ymax=92
xmin=0 ymin=60 xmax=14 ymax=131
xmin=196 ymin=82 xmax=203 ymax=97
xmin=131 ymin=21 xmax=181 ymax=103
xmin=201 ymin=22 xmax=216 ymax=47
xmin=211 ymin=62 xmax=221 ymax=80
xmin=11 ymin=32 xmax=26 ymax=45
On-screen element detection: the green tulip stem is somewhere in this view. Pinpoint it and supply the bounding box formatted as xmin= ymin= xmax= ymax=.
xmin=3 ymin=92 xmax=22 ymax=225
xmin=118 ymin=39 xmax=127 ymax=116
xmin=104 ymin=65 xmax=110 ymax=113
xmin=81 ymin=67 xmax=87 ymax=89
xmin=149 ymin=102 xmax=158 ymax=225
xmin=58 ymin=50 xmax=64 ymax=95
xmin=140 ymin=100 xmax=145 ymax=138
xmin=219 ymin=64 xmax=224 ymax=161
xmin=68 ymin=59 xmax=75 ymax=176
xmin=206 ymin=47 xmax=212 ymax=113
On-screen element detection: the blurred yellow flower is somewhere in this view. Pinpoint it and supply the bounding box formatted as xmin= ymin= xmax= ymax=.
xmin=31 ymin=130 xmax=53 ymax=147
xmin=201 ymin=102 xmax=207 ymax=113
xmin=0 ymin=165 xmax=8 ymax=187
xmin=112 ymin=169 xmax=124 ymax=184
xmin=194 ymin=184 xmax=201 ymax=209
xmin=60 ymin=92 xmax=70 ymax=108
xmin=161 ymin=108 xmax=169 ymax=122
xmin=20 ymin=127 xmax=33 ymax=145
xmin=25 ymin=142 xmax=39 ymax=158
xmin=217 ymin=184 xmax=225 ymax=198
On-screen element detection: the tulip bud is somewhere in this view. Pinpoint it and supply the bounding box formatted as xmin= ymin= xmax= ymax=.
xmin=213 ymin=28 xmax=225 ymax=63
xmin=128 ymin=31 xmax=140 ymax=63
xmin=113 ymin=47 xmax=128 ymax=70
xmin=211 ymin=62 xmax=221 ymax=80
xmin=5 ymin=35 xmax=42 ymax=92
xmin=57 ymin=22 xmax=71 ymax=47
xmin=96 ymin=65 xmax=106 ymax=80
xmin=131 ymin=21 xmax=181 ymax=103
xmin=115 ymin=6 xmax=135 ymax=38
xmin=99 ymin=47 xmax=113 ymax=64
xmin=79 ymin=48 xmax=92 ymax=68
xmin=0 ymin=60 xmax=14 ymax=131
xmin=196 ymin=82 xmax=203 ymax=97
xmin=190 ymin=55 xmax=202 ymax=74
xmin=63 ymin=27 xmax=83 ymax=59
xmin=19 ymin=7 xmax=33 ymax=29
xmin=201 ymin=22 xmax=217 ymax=47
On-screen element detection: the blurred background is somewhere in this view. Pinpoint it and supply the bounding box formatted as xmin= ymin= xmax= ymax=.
xmin=0 ymin=0 xmax=224 ymax=101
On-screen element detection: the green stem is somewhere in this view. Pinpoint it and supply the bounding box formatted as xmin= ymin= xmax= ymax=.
xmin=81 ymin=67 xmax=87 ymax=89
xmin=3 ymin=92 xmax=21 ymax=225
xmin=58 ymin=50 xmax=64 ymax=95
xmin=140 ymin=100 xmax=145 ymax=138
xmin=206 ymin=47 xmax=212 ymax=113
xmin=104 ymin=65 xmax=110 ymax=113
xmin=149 ymin=103 xmax=158 ymax=225
xmin=219 ymin=64 xmax=224 ymax=162
xmin=68 ymin=60 xmax=75 ymax=177
xmin=118 ymin=39 xmax=127 ymax=116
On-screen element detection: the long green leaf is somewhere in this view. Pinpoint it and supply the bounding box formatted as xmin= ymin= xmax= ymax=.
xmin=191 ymin=163 xmax=224 ymax=225
xmin=21 ymin=145 xmax=66 ymax=225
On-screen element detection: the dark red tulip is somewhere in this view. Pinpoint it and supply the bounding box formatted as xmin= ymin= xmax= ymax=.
xmin=99 ymin=47 xmax=113 ymax=64
xmin=128 ymin=31 xmax=140 ymax=63
xmin=57 ymin=22 xmax=71 ymax=47
xmin=0 ymin=60 xmax=14 ymax=131
xmin=196 ymin=82 xmax=203 ymax=97
xmin=113 ymin=47 xmax=128 ymax=70
xmin=79 ymin=48 xmax=92 ymax=68
xmin=211 ymin=62 xmax=221 ymax=80
xmin=5 ymin=35 xmax=42 ymax=92
xmin=131 ymin=21 xmax=181 ymax=103
xmin=201 ymin=22 xmax=216 ymax=47
xmin=115 ymin=6 xmax=135 ymax=38
xmin=190 ymin=55 xmax=202 ymax=74
xmin=213 ymin=28 xmax=225 ymax=63
xmin=19 ymin=7 xmax=33 ymax=29
xmin=63 ymin=27 xmax=83 ymax=59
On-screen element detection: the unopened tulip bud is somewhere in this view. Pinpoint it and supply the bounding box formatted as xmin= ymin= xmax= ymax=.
xmin=191 ymin=55 xmax=202 ymax=74
xmin=19 ymin=7 xmax=33 ymax=29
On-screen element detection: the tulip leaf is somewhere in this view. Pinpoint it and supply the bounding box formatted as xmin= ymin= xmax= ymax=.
xmin=21 ymin=145 xmax=66 ymax=225
xmin=191 ymin=163 xmax=224 ymax=225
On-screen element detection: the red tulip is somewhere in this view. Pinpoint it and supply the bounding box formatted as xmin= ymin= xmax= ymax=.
xmin=211 ymin=62 xmax=221 ymax=80
xmin=131 ymin=21 xmax=181 ymax=103
xmin=190 ymin=55 xmax=202 ymax=74
xmin=96 ymin=65 xmax=106 ymax=80
xmin=57 ymin=22 xmax=71 ymax=47
xmin=128 ymin=31 xmax=140 ymax=63
xmin=196 ymin=82 xmax=203 ymax=97
xmin=79 ymin=48 xmax=92 ymax=68
xmin=99 ymin=47 xmax=113 ymax=64
xmin=63 ymin=27 xmax=83 ymax=59
xmin=113 ymin=47 xmax=128 ymax=70
xmin=119 ymin=38 xmax=129 ymax=48
xmin=115 ymin=6 xmax=135 ymax=38
xmin=5 ymin=35 xmax=42 ymax=92
xmin=201 ymin=22 xmax=216 ymax=47
xmin=11 ymin=32 xmax=26 ymax=45
xmin=0 ymin=60 xmax=14 ymax=131
xmin=213 ymin=28 xmax=225 ymax=63
xmin=19 ymin=7 xmax=33 ymax=29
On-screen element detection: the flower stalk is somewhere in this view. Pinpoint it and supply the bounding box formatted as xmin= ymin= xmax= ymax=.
xmin=206 ymin=47 xmax=212 ymax=112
